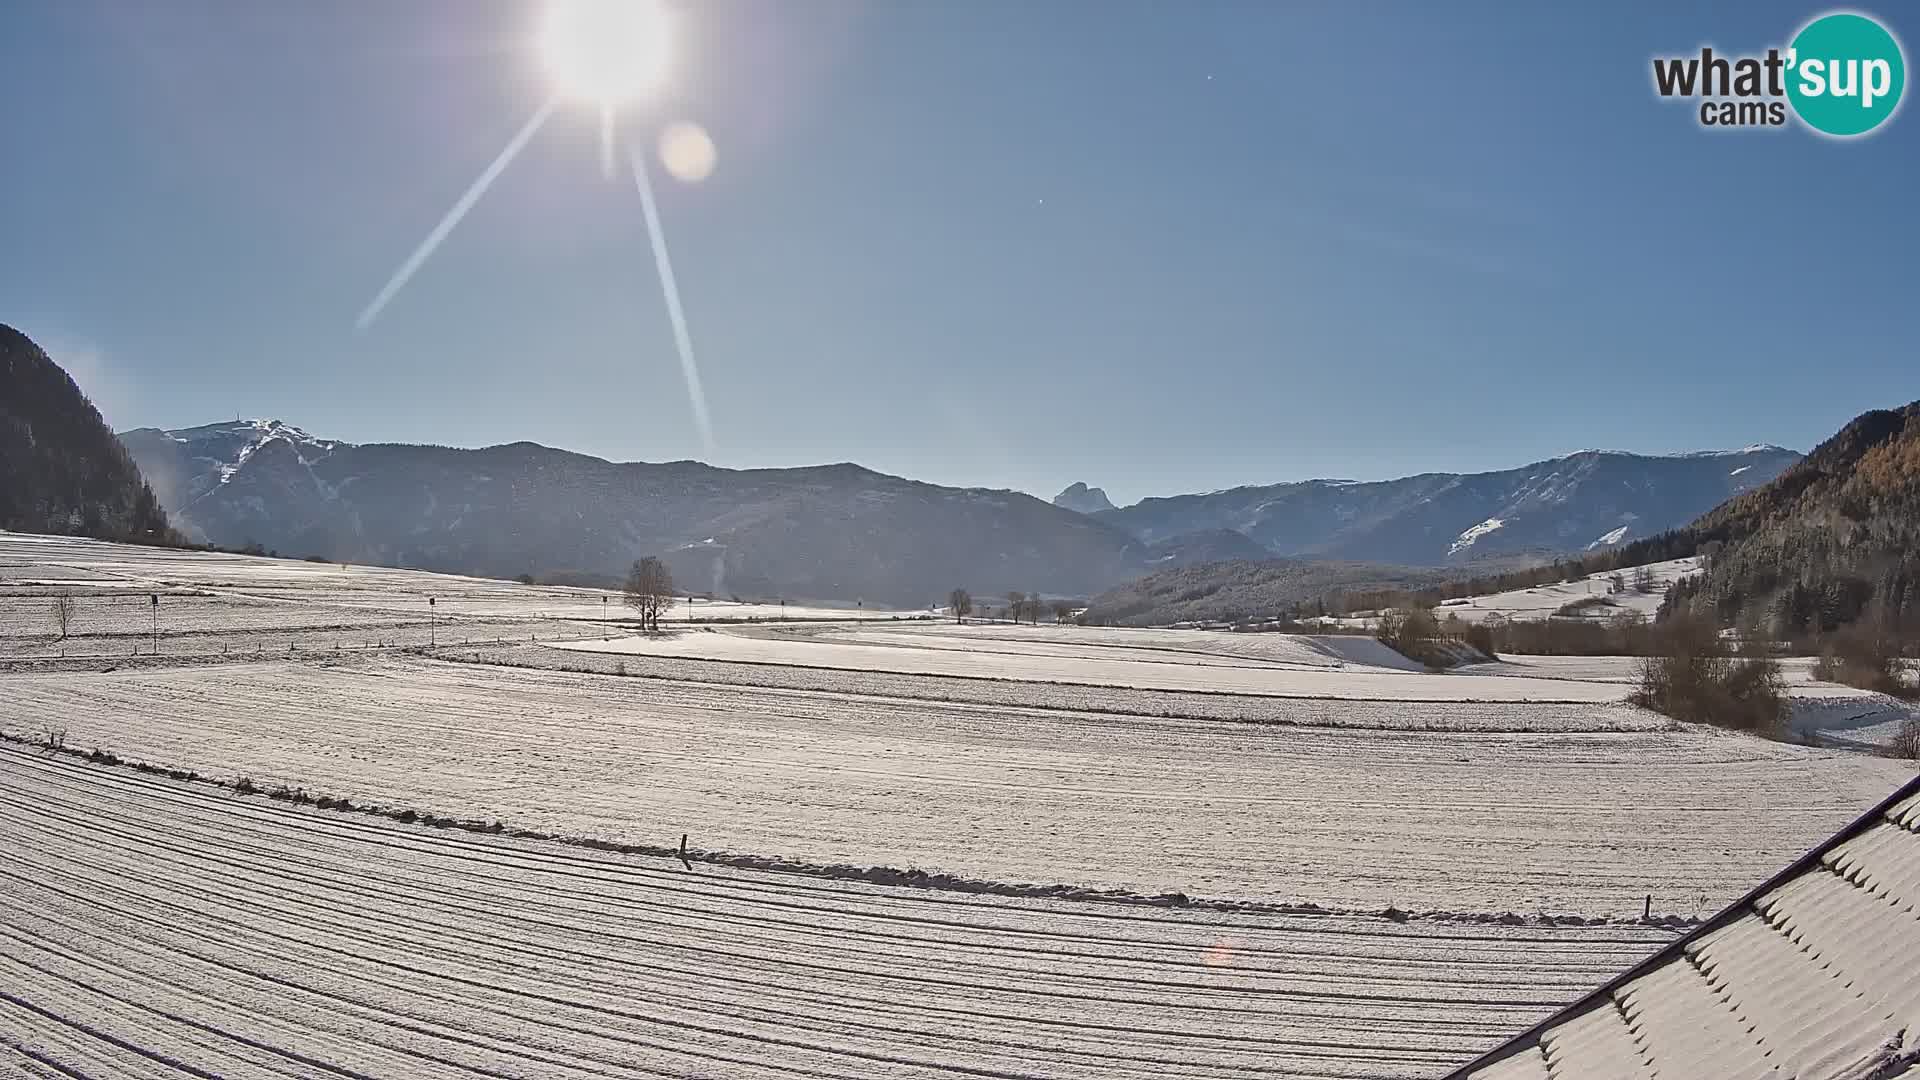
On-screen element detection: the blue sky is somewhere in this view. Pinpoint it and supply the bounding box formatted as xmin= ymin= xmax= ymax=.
xmin=3 ymin=1 xmax=1915 ymax=505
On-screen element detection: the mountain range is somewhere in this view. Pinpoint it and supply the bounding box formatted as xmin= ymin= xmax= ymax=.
xmin=118 ymin=420 xmax=1151 ymax=605
xmin=1059 ymin=445 xmax=1799 ymax=567
xmin=114 ymin=413 xmax=1801 ymax=606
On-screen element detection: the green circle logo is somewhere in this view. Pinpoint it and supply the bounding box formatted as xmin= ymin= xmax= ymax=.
xmin=1787 ymin=12 xmax=1906 ymax=136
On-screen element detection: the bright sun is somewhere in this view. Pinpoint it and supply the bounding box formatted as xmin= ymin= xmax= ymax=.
xmin=540 ymin=0 xmax=671 ymax=105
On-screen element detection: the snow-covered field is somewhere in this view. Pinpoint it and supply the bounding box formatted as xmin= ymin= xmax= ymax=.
xmin=1433 ymin=558 xmax=1702 ymax=624
xmin=2 ymin=534 xmax=1915 ymax=1077
xmin=0 ymin=745 xmax=1679 ymax=1079
xmin=555 ymin=625 xmax=1628 ymax=702
xmin=0 ymin=532 xmax=924 ymax=658
xmin=3 ymin=654 xmax=1908 ymax=917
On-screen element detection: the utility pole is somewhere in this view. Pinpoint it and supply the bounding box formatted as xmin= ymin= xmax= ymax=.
xmin=429 ymin=596 xmax=436 ymax=647
xmin=603 ymin=594 xmax=609 ymax=638
xmin=150 ymin=593 xmax=159 ymax=654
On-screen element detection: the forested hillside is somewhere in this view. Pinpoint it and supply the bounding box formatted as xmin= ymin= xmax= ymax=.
xmin=1080 ymin=558 xmax=1446 ymax=627
xmin=1665 ymin=400 xmax=1920 ymax=638
xmin=0 ymin=325 xmax=176 ymax=543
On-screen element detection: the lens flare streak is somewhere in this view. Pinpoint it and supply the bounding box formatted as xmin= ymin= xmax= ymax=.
xmin=356 ymin=97 xmax=561 ymax=330
xmin=599 ymin=103 xmax=616 ymax=181
xmin=629 ymin=145 xmax=714 ymax=451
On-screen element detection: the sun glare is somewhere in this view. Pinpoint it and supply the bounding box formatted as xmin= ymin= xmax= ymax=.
xmin=540 ymin=0 xmax=671 ymax=106
xmin=659 ymin=121 xmax=716 ymax=182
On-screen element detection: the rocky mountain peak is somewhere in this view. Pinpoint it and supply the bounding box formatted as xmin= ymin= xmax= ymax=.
xmin=1052 ymin=482 xmax=1116 ymax=515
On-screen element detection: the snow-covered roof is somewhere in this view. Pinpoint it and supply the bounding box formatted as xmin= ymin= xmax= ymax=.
xmin=1449 ymin=773 xmax=1920 ymax=1080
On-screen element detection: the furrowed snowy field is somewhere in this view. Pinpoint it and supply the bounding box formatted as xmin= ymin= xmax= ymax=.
xmin=554 ymin=625 xmax=1628 ymax=702
xmin=0 ymin=746 xmax=1677 ymax=1080
xmin=2 ymin=533 xmax=1916 ymax=1077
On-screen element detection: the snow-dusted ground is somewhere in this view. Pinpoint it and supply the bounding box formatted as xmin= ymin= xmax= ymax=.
xmin=1434 ymin=558 xmax=1703 ymax=624
xmin=0 ymin=745 xmax=1682 ymax=1079
xmin=555 ymin=626 xmax=1627 ymax=702
xmin=2 ymin=533 xmax=1915 ymax=1076
xmin=3 ymin=655 xmax=1908 ymax=917
xmin=809 ymin=621 xmax=1433 ymax=671
xmin=1468 ymin=654 xmax=1919 ymax=750
xmin=0 ymin=532 xmax=924 ymax=658
xmin=1787 ymin=685 xmax=1920 ymax=750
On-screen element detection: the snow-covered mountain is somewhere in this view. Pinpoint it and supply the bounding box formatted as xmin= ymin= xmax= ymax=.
xmin=1094 ymin=447 xmax=1801 ymax=567
xmin=118 ymin=421 xmax=341 ymax=541
xmin=117 ymin=420 xmax=1802 ymax=601
xmin=117 ymin=422 xmax=1151 ymax=605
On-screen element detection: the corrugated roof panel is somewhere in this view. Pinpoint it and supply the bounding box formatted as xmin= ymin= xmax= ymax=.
xmin=1445 ymin=777 xmax=1920 ymax=1080
xmin=1756 ymin=872 xmax=1920 ymax=1027
xmin=1824 ymin=821 xmax=1920 ymax=911
xmin=1616 ymin=962 xmax=1782 ymax=1078
xmin=1466 ymin=1043 xmax=1551 ymax=1080
xmin=1686 ymin=915 xmax=1893 ymax=1079
xmin=1539 ymin=1003 xmax=1652 ymax=1079
xmin=1885 ymin=788 xmax=1920 ymax=829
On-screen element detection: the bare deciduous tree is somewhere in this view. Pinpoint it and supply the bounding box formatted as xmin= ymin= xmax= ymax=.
xmin=1892 ymin=716 xmax=1920 ymax=761
xmin=1052 ymin=600 xmax=1075 ymax=624
xmin=947 ymin=588 xmax=972 ymax=624
xmin=624 ymin=556 xmax=676 ymax=633
xmin=51 ymin=595 xmax=73 ymax=640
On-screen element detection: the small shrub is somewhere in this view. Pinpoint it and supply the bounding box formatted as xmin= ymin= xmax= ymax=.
xmin=1813 ymin=626 xmax=1912 ymax=698
xmin=1630 ymin=615 xmax=1786 ymax=736
xmin=1811 ymin=651 xmax=1839 ymax=682
xmin=1555 ymin=596 xmax=1617 ymax=617
xmin=1891 ymin=716 xmax=1920 ymax=760
xmin=234 ymin=776 xmax=257 ymax=795
xmin=1460 ymin=621 xmax=1499 ymax=661
xmin=1377 ymin=607 xmax=1454 ymax=667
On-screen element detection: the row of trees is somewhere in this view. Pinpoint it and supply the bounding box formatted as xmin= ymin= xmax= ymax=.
xmin=946 ymin=589 xmax=1076 ymax=625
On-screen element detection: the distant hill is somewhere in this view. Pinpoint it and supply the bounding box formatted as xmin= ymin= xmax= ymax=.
xmin=1664 ymin=400 xmax=1920 ymax=637
xmin=0 ymin=325 xmax=176 ymax=543
xmin=1081 ymin=558 xmax=1447 ymax=627
xmin=119 ymin=420 xmax=1153 ymax=606
xmin=1052 ymin=482 xmax=1116 ymax=514
xmin=1136 ymin=527 xmax=1272 ymax=569
xmin=1097 ymin=447 xmax=1800 ymax=566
